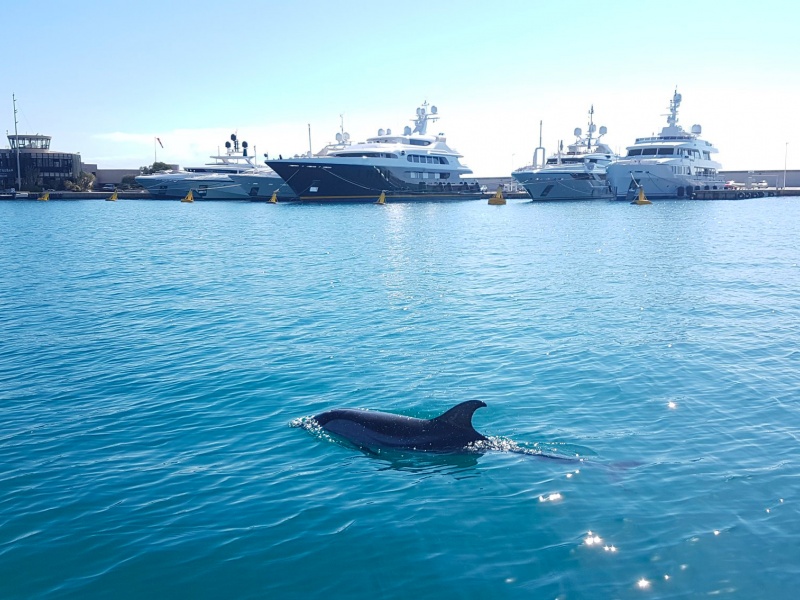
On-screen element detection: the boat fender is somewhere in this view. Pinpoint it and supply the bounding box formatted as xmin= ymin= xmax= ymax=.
xmin=737 ymin=192 xmax=745 ymax=199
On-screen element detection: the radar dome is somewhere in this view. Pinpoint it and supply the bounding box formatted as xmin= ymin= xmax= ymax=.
xmin=599 ymin=126 xmax=608 ymax=135
xmin=343 ymin=132 xmax=350 ymax=141
xmin=335 ymin=132 xmax=343 ymax=142
xmin=242 ymin=141 xmax=248 ymax=148
xmin=574 ymin=128 xmax=582 ymax=137
xmin=231 ymin=134 xmax=237 ymax=141
xmin=225 ymin=141 xmax=231 ymax=149
xmin=691 ymin=124 xmax=702 ymax=134
xmin=675 ymin=93 xmax=682 ymax=103
xmin=404 ymin=126 xmax=412 ymax=135
xmin=386 ymin=128 xmax=391 ymax=135
xmin=378 ymin=128 xmax=385 ymax=136
xmin=431 ymin=105 xmax=438 ymax=114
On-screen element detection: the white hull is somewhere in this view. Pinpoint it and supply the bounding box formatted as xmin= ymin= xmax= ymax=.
xmin=228 ymin=173 xmax=295 ymax=199
xmin=607 ymin=161 xmax=727 ymax=200
xmin=137 ymin=173 xmax=253 ymax=200
xmin=514 ymin=171 xmax=614 ymax=200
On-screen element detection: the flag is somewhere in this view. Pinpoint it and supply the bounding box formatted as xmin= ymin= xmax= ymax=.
xmin=156 ymin=137 xmax=164 ymax=148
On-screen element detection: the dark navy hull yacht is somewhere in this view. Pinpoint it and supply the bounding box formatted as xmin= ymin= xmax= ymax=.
xmin=266 ymin=102 xmax=483 ymax=203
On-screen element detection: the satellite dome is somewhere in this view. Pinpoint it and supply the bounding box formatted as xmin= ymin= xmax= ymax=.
xmin=386 ymin=128 xmax=391 ymax=135
xmin=691 ymin=124 xmax=702 ymax=134
xmin=335 ymin=132 xmax=343 ymax=142
xmin=431 ymin=105 xmax=438 ymax=114
xmin=404 ymin=126 xmax=412 ymax=135
xmin=378 ymin=128 xmax=385 ymax=136
xmin=574 ymin=128 xmax=582 ymax=137
xmin=599 ymin=126 xmax=608 ymax=135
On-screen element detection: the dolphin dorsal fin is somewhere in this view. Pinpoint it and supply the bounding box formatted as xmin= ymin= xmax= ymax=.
xmin=433 ymin=400 xmax=486 ymax=431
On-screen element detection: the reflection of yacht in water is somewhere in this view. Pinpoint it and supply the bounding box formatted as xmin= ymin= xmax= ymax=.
xmin=264 ymin=102 xmax=483 ymax=202
xmin=512 ymin=107 xmax=617 ymax=200
xmin=606 ymin=90 xmax=725 ymax=200
xmin=135 ymin=134 xmax=285 ymax=200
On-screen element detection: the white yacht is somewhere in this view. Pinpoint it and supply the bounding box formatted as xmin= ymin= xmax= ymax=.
xmin=264 ymin=102 xmax=483 ymax=202
xmin=606 ymin=90 xmax=725 ymax=200
xmin=135 ymin=134 xmax=285 ymax=200
xmin=512 ymin=107 xmax=617 ymax=200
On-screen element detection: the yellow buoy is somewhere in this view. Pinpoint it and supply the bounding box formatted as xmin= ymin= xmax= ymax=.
xmin=38 ymin=191 xmax=50 ymax=201
xmin=106 ymin=190 xmax=118 ymax=201
xmin=181 ymin=190 xmax=194 ymax=203
xmin=269 ymin=190 xmax=278 ymax=204
xmin=488 ymin=186 xmax=506 ymax=205
xmin=631 ymin=186 xmax=652 ymax=205
xmin=376 ymin=190 xmax=386 ymax=205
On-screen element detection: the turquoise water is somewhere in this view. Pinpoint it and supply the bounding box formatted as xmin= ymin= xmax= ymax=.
xmin=1 ymin=197 xmax=799 ymax=599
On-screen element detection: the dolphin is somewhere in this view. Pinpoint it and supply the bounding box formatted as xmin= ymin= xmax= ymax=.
xmin=312 ymin=400 xmax=488 ymax=452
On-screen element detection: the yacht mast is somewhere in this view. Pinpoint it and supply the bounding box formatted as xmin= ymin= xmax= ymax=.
xmin=533 ymin=120 xmax=546 ymax=169
xmin=12 ymin=94 xmax=21 ymax=189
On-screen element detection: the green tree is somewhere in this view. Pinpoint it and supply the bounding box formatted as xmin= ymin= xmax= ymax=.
xmin=64 ymin=171 xmax=95 ymax=192
xmin=139 ymin=161 xmax=172 ymax=175
xmin=121 ymin=174 xmax=141 ymax=189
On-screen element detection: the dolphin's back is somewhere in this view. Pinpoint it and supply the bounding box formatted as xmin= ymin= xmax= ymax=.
xmin=313 ymin=401 xmax=487 ymax=451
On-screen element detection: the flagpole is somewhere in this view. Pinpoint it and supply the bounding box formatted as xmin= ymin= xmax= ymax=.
xmin=154 ymin=137 xmax=157 ymax=164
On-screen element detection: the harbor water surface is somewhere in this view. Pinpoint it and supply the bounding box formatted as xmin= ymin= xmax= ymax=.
xmin=1 ymin=197 xmax=799 ymax=599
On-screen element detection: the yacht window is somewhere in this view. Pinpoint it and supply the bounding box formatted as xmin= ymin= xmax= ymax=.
xmin=641 ymin=148 xmax=657 ymax=155
xmin=627 ymin=149 xmax=642 ymax=156
xmin=409 ymin=139 xmax=431 ymax=146
xmin=657 ymin=148 xmax=674 ymax=155
xmin=408 ymin=154 xmax=447 ymax=164
xmin=703 ymin=152 xmax=710 ymax=160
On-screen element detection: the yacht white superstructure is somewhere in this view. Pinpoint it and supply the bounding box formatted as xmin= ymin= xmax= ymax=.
xmin=606 ymin=90 xmax=725 ymax=200
xmin=512 ymin=107 xmax=617 ymax=200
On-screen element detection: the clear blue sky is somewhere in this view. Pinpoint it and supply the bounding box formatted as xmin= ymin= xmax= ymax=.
xmin=3 ymin=0 xmax=798 ymax=175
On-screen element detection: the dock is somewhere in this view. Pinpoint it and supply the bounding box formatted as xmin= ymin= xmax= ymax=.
xmin=692 ymin=188 xmax=800 ymax=200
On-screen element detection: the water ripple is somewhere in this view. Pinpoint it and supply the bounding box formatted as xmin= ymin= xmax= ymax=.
xmin=1 ymin=199 xmax=799 ymax=598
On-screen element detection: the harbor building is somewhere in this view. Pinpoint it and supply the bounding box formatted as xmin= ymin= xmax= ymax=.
xmin=0 ymin=134 xmax=81 ymax=190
